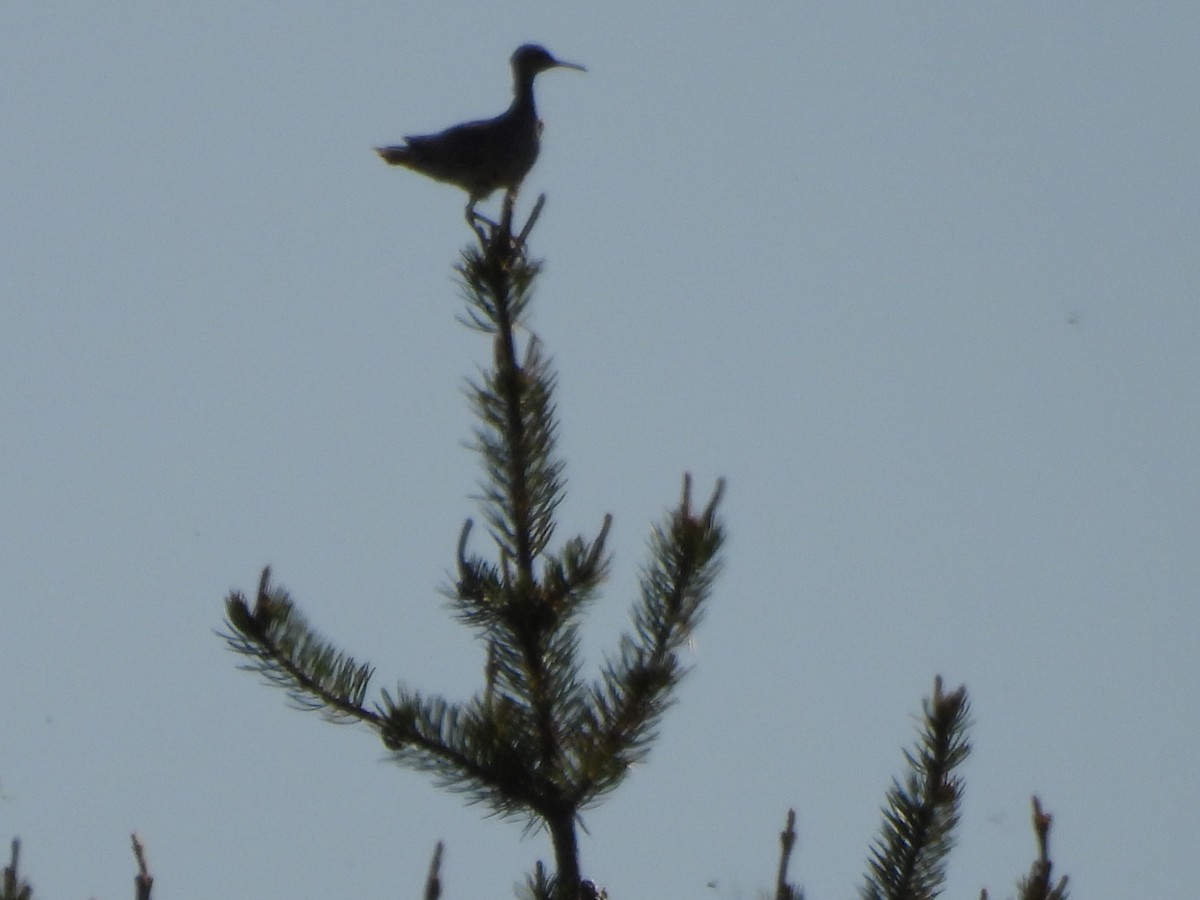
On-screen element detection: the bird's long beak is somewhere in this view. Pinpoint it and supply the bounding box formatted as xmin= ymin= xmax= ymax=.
xmin=554 ymin=58 xmax=587 ymax=73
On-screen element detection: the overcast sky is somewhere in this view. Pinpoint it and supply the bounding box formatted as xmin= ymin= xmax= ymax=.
xmin=2 ymin=3 xmax=1197 ymax=899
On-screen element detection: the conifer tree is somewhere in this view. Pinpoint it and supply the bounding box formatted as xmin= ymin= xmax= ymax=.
xmin=1 ymin=201 xmax=1069 ymax=899
xmin=221 ymin=197 xmax=725 ymax=899
xmin=220 ymin=197 xmax=1070 ymax=899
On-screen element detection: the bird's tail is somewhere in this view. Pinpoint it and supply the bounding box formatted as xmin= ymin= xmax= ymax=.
xmin=375 ymin=145 xmax=411 ymax=165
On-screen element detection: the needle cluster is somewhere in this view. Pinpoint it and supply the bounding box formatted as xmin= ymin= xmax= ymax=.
xmin=862 ymin=677 xmax=971 ymax=900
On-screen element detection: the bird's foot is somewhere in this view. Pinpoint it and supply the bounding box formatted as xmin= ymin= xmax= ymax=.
xmin=466 ymin=193 xmax=545 ymax=259
xmin=467 ymin=205 xmax=499 ymax=245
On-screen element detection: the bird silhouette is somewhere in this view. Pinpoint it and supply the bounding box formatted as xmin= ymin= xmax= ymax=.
xmin=377 ymin=44 xmax=585 ymax=225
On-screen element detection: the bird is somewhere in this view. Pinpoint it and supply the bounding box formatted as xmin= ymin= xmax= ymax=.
xmin=376 ymin=44 xmax=585 ymax=226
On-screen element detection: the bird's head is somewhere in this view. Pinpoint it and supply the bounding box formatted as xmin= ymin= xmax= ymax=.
xmin=511 ymin=44 xmax=587 ymax=78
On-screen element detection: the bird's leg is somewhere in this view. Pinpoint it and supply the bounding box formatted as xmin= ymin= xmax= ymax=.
xmin=465 ymin=200 xmax=485 ymax=228
xmin=466 ymin=200 xmax=499 ymax=245
xmin=460 ymin=201 xmax=494 ymax=229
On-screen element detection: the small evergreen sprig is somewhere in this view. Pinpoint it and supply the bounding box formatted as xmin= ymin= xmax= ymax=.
xmin=1012 ymin=796 xmax=1069 ymax=900
xmin=223 ymin=567 xmax=377 ymax=724
xmin=2 ymin=840 xmax=32 ymax=900
xmin=773 ymin=809 xmax=806 ymax=900
xmin=862 ymin=677 xmax=971 ymax=900
xmin=221 ymin=199 xmax=724 ymax=898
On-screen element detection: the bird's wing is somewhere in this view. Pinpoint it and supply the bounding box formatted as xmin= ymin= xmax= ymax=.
xmin=401 ymin=118 xmax=503 ymax=174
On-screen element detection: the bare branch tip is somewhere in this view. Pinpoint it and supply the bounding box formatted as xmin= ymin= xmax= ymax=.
xmin=932 ymin=674 xmax=967 ymax=710
xmin=518 ymin=194 xmax=548 ymax=243
xmin=680 ymin=472 xmax=694 ymax=511
xmin=704 ymin=477 xmax=726 ymax=520
xmin=1032 ymin=795 xmax=1052 ymax=847
xmin=131 ymin=833 xmax=153 ymax=900
xmin=424 ymin=841 xmax=445 ymax=900
xmin=257 ymin=565 xmax=272 ymax=598
xmin=457 ymin=519 xmax=475 ymax=563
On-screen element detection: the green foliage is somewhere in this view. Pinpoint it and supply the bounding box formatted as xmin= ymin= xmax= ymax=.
xmin=220 ymin=203 xmax=725 ymax=897
xmin=861 ymin=678 xmax=971 ymax=900
xmin=223 ymin=567 xmax=376 ymax=724
xmin=218 ymin=200 xmax=1068 ymax=899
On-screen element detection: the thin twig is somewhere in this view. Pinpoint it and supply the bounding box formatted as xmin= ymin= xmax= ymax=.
xmin=424 ymin=841 xmax=444 ymax=900
xmin=517 ymin=194 xmax=547 ymax=245
xmin=131 ymin=833 xmax=153 ymax=900
xmin=775 ymin=809 xmax=799 ymax=900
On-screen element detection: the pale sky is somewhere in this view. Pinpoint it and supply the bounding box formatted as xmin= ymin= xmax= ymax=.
xmin=2 ymin=4 xmax=1197 ymax=899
